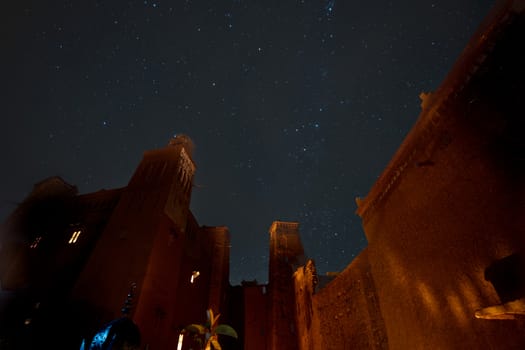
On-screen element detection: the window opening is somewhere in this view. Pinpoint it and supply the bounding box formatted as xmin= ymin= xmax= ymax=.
xmin=68 ymin=230 xmax=82 ymax=244
xmin=30 ymin=236 xmax=42 ymax=249
xmin=190 ymin=271 xmax=200 ymax=283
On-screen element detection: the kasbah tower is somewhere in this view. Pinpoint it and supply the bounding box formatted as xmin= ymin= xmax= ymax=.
xmin=1 ymin=0 xmax=525 ymax=349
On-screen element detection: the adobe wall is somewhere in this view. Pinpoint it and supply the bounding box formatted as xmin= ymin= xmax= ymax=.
xmin=358 ymin=5 xmax=525 ymax=349
xmin=268 ymin=221 xmax=304 ymax=350
xmin=363 ymin=101 xmax=525 ymax=349
xmin=310 ymin=249 xmax=387 ymax=350
xmin=70 ymin=139 xmax=198 ymax=345
xmin=203 ymin=226 xmax=230 ymax=315
xmin=133 ymin=214 xmax=193 ymax=350
xmin=293 ymin=260 xmax=318 ymax=350
xmin=0 ymin=177 xmax=79 ymax=289
xmin=243 ymin=285 xmax=268 ymax=350
xmin=70 ymin=177 xmax=169 ymax=329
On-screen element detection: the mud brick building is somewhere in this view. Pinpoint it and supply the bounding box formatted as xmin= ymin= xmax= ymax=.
xmin=1 ymin=1 xmax=525 ymax=348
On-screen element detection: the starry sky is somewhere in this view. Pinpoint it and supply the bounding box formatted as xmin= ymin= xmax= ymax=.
xmin=1 ymin=0 xmax=494 ymax=285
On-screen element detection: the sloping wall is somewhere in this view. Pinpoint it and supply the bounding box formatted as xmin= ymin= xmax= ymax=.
xmin=357 ymin=3 xmax=525 ymax=348
xmin=295 ymin=250 xmax=387 ymax=350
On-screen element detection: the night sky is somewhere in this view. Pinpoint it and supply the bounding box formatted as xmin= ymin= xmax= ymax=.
xmin=1 ymin=0 xmax=494 ymax=285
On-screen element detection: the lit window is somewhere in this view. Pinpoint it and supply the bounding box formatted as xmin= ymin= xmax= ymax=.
xmin=190 ymin=271 xmax=200 ymax=283
xmin=177 ymin=333 xmax=184 ymax=350
xmin=68 ymin=230 xmax=82 ymax=244
xmin=30 ymin=236 xmax=42 ymax=249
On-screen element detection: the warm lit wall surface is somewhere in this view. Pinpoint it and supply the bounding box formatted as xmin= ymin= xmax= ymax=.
xmin=268 ymin=221 xmax=304 ymax=350
xmin=310 ymin=250 xmax=387 ymax=350
xmin=357 ymin=3 xmax=525 ymax=349
xmin=293 ymin=260 xmax=318 ymax=350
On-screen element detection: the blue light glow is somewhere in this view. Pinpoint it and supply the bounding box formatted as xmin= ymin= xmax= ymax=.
xmin=89 ymin=324 xmax=111 ymax=348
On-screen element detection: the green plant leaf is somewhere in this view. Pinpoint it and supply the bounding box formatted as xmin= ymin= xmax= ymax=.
xmin=214 ymin=324 xmax=238 ymax=339
xmin=186 ymin=324 xmax=207 ymax=334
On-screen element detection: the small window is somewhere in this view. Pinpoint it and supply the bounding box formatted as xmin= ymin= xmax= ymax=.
xmin=190 ymin=271 xmax=200 ymax=284
xmin=30 ymin=236 xmax=42 ymax=249
xmin=68 ymin=230 xmax=82 ymax=244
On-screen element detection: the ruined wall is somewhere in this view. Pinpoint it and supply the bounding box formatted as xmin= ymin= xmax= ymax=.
xmin=357 ymin=4 xmax=525 ymax=349
xmin=310 ymin=250 xmax=387 ymax=350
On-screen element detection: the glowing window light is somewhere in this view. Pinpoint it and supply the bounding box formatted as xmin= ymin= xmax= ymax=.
xmin=68 ymin=230 xmax=82 ymax=244
xmin=177 ymin=333 xmax=184 ymax=350
xmin=29 ymin=236 xmax=42 ymax=249
xmin=190 ymin=271 xmax=200 ymax=283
